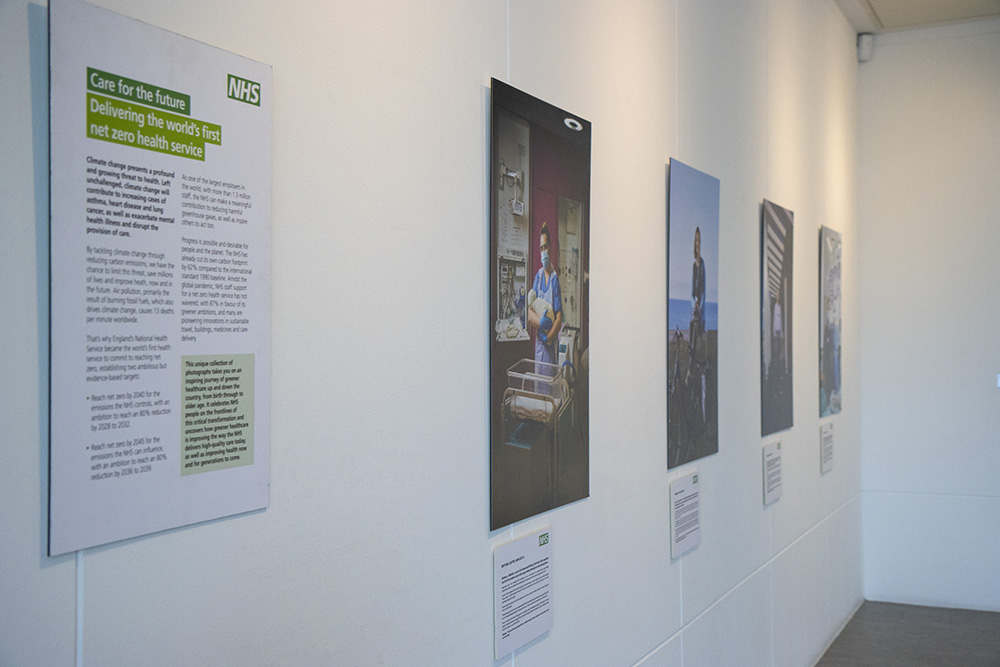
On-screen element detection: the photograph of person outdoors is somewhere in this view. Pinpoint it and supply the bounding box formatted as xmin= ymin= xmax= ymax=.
xmin=689 ymin=227 xmax=706 ymax=371
xmin=667 ymin=159 xmax=719 ymax=469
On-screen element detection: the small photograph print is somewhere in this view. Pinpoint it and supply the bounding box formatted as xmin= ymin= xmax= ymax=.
xmin=761 ymin=200 xmax=794 ymax=436
xmin=667 ymin=159 xmax=720 ymax=469
xmin=489 ymin=80 xmax=590 ymax=530
xmin=819 ymin=226 xmax=842 ymax=417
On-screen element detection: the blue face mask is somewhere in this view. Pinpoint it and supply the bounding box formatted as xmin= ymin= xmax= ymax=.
xmin=540 ymin=249 xmax=549 ymax=268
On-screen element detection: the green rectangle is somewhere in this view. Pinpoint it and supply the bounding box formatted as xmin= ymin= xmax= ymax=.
xmin=181 ymin=354 xmax=255 ymax=476
xmin=87 ymin=67 xmax=191 ymax=116
xmin=227 ymin=74 xmax=261 ymax=106
xmin=87 ymin=93 xmax=222 ymax=160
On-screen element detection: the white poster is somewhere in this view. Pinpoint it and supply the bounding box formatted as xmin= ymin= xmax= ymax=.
xmin=670 ymin=471 xmax=700 ymax=558
xmin=49 ymin=0 xmax=272 ymax=555
xmin=493 ymin=529 xmax=553 ymax=659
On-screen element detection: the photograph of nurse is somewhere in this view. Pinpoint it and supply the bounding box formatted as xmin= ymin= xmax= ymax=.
xmin=529 ymin=223 xmax=562 ymax=364
xmin=489 ymin=79 xmax=590 ymax=531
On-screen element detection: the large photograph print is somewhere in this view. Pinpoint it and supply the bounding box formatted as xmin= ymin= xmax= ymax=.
xmin=667 ymin=159 xmax=719 ymax=469
xmin=819 ymin=226 xmax=842 ymax=417
xmin=761 ymin=200 xmax=794 ymax=436
xmin=489 ymin=80 xmax=590 ymax=530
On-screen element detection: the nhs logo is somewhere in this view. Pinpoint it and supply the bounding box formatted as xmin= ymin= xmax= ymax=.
xmin=227 ymin=74 xmax=260 ymax=106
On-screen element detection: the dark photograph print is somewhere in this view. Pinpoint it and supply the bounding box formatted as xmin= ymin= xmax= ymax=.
xmin=761 ymin=199 xmax=794 ymax=436
xmin=667 ymin=159 xmax=719 ymax=469
xmin=490 ymin=80 xmax=590 ymax=530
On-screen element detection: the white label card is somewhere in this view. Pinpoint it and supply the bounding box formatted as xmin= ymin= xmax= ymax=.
xmin=763 ymin=442 xmax=782 ymax=505
xmin=493 ymin=528 xmax=553 ymax=659
xmin=670 ymin=471 xmax=700 ymax=558
xmin=820 ymin=422 xmax=834 ymax=474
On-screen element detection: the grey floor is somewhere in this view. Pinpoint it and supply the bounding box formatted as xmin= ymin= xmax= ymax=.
xmin=817 ymin=601 xmax=1000 ymax=667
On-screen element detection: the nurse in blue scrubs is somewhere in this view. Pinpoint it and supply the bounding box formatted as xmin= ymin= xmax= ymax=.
xmin=528 ymin=222 xmax=562 ymax=365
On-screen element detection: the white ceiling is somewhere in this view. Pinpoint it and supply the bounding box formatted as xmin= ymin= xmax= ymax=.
xmin=835 ymin=0 xmax=1000 ymax=32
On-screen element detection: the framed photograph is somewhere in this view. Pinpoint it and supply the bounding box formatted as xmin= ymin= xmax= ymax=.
xmin=667 ymin=159 xmax=719 ymax=469
xmin=489 ymin=80 xmax=590 ymax=530
xmin=819 ymin=226 xmax=842 ymax=417
xmin=761 ymin=200 xmax=794 ymax=436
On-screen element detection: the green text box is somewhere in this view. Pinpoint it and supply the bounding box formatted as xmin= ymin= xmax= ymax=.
xmin=87 ymin=67 xmax=191 ymax=116
xmin=87 ymin=93 xmax=222 ymax=161
xmin=181 ymin=353 xmax=255 ymax=476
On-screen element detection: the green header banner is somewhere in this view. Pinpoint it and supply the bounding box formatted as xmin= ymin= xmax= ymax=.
xmin=87 ymin=67 xmax=191 ymax=116
xmin=87 ymin=92 xmax=222 ymax=161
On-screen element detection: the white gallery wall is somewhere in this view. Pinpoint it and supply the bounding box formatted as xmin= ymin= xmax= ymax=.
xmin=859 ymin=18 xmax=1000 ymax=612
xmin=0 ymin=1 xmax=861 ymax=665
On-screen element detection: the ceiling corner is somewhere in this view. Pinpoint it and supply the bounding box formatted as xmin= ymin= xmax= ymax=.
xmin=834 ymin=0 xmax=883 ymax=33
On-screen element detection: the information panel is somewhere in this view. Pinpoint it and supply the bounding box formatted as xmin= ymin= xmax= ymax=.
xmin=762 ymin=441 xmax=782 ymax=505
xmin=820 ymin=422 xmax=835 ymax=474
xmin=670 ymin=471 xmax=700 ymax=558
xmin=49 ymin=0 xmax=272 ymax=555
xmin=493 ymin=529 xmax=553 ymax=659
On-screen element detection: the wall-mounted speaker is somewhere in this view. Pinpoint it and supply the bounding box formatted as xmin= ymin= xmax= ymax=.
xmin=857 ymin=33 xmax=874 ymax=62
